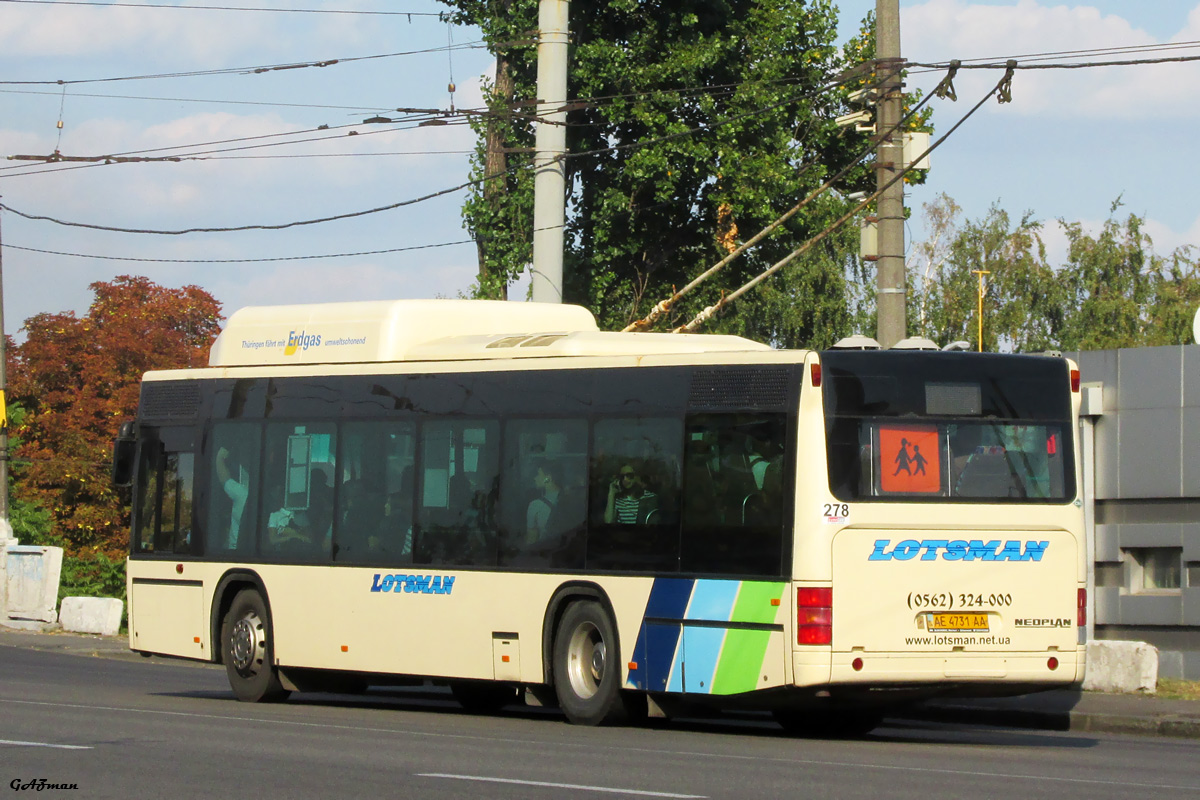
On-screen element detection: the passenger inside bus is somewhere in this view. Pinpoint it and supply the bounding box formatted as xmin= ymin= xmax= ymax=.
xmin=526 ymin=459 xmax=560 ymax=543
xmin=214 ymin=445 xmax=250 ymax=550
xmin=603 ymin=463 xmax=658 ymax=524
xmin=268 ymin=475 xmax=333 ymax=552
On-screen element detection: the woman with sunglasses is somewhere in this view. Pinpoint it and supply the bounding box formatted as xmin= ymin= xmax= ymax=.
xmin=603 ymin=463 xmax=657 ymax=524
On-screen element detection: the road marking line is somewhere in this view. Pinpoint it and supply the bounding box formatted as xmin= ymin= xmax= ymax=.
xmin=0 ymin=739 xmax=92 ymax=750
xmin=418 ymin=773 xmax=705 ymax=798
xmin=1 ymin=699 xmax=1196 ymax=792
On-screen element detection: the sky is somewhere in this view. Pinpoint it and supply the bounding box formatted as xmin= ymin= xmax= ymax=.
xmin=1 ymin=0 xmax=1198 ymax=336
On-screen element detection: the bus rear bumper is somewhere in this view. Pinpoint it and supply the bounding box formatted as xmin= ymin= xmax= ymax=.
xmin=792 ymin=648 xmax=1085 ymax=688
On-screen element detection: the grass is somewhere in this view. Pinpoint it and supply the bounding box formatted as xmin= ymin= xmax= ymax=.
xmin=1154 ymin=679 xmax=1200 ymax=701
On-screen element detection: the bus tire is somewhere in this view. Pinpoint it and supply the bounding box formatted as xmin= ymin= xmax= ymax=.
xmin=450 ymin=681 xmax=519 ymax=714
xmin=221 ymin=589 xmax=290 ymax=703
xmin=552 ymin=601 xmax=628 ymax=726
xmin=773 ymin=708 xmax=883 ymax=738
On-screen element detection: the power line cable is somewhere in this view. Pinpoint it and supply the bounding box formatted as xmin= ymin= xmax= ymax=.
xmin=0 ymin=41 xmax=488 ymax=86
xmin=0 ymin=168 xmax=495 ymax=233
xmin=0 ymin=116 xmax=472 ymax=177
xmin=0 ymin=87 xmax=402 ymax=113
xmin=0 ymin=69 xmax=873 ymax=228
xmin=1 ymin=238 xmax=473 ymax=263
xmin=939 ymin=39 xmax=1200 ymax=66
xmin=906 ymin=52 xmax=1200 ymax=73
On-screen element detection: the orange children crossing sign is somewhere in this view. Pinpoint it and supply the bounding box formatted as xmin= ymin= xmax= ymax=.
xmin=878 ymin=424 xmax=940 ymax=494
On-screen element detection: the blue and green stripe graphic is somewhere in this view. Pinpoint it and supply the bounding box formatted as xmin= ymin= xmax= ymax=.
xmin=626 ymin=579 xmax=785 ymax=695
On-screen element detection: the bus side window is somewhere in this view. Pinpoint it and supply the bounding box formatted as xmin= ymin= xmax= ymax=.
xmin=586 ymin=417 xmax=683 ymax=572
xmin=258 ymin=422 xmax=336 ymax=560
xmin=499 ymin=418 xmax=587 ymax=568
xmin=681 ymin=414 xmax=787 ymax=576
xmin=415 ymin=420 xmax=500 ymax=567
xmin=134 ymin=432 xmax=196 ymax=556
xmin=336 ymin=421 xmax=416 ymax=564
xmin=206 ymin=423 xmax=261 ymax=557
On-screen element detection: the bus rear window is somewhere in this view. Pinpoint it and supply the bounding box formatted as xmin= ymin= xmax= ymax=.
xmin=822 ymin=351 xmax=1075 ymax=503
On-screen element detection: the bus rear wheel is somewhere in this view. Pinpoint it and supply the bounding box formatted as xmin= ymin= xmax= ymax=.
xmin=221 ymin=589 xmax=290 ymax=703
xmin=553 ymin=601 xmax=630 ymax=726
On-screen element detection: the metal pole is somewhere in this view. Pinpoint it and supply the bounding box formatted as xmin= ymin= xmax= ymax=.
xmin=973 ymin=269 xmax=989 ymax=351
xmin=530 ymin=0 xmax=569 ymax=304
xmin=875 ymin=0 xmax=905 ymax=348
xmin=0 ymin=200 xmax=12 ymax=544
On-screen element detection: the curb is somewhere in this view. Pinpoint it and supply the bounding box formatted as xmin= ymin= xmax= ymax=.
xmin=900 ymin=703 xmax=1200 ymax=739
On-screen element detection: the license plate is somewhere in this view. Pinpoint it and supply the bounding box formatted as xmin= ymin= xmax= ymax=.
xmin=927 ymin=613 xmax=989 ymax=632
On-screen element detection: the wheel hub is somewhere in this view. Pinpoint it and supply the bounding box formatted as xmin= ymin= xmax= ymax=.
xmin=230 ymin=614 xmax=263 ymax=674
xmin=567 ymin=621 xmax=606 ymax=700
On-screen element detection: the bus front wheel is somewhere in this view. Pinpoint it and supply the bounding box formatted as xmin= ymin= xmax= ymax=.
xmin=221 ymin=589 xmax=290 ymax=703
xmin=552 ymin=601 xmax=628 ymax=726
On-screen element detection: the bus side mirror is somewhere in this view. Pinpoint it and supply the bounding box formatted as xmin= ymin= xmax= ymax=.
xmin=112 ymin=421 xmax=136 ymax=488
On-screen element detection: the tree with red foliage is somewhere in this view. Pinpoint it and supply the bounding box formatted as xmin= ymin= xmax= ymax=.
xmin=7 ymin=276 xmax=221 ymax=557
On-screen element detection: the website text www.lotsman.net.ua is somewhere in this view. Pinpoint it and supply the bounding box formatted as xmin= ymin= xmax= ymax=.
xmin=904 ymin=635 xmax=1012 ymax=646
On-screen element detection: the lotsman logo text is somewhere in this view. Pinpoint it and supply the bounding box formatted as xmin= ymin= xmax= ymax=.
xmin=283 ymin=329 xmax=322 ymax=356
xmin=370 ymin=573 xmax=455 ymax=595
xmin=868 ymin=539 xmax=1049 ymax=562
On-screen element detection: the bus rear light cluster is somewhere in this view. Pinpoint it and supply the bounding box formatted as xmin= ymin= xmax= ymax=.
xmin=797 ymin=587 xmax=832 ymax=645
xmin=1078 ymin=588 xmax=1087 ymax=628
xmin=1071 ymin=369 xmax=1081 ymax=392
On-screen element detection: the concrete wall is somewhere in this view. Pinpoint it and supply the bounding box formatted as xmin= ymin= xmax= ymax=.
xmin=1073 ymin=345 xmax=1200 ymax=679
xmin=2 ymin=545 xmax=63 ymax=628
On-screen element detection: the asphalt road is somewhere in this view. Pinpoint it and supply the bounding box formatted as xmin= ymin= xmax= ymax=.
xmin=1 ymin=645 xmax=1198 ymax=800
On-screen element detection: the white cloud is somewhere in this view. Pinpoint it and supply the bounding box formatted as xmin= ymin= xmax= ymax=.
xmin=903 ymin=0 xmax=1200 ymax=118
xmin=0 ymin=5 xmax=274 ymax=62
xmin=1143 ymin=212 xmax=1200 ymax=257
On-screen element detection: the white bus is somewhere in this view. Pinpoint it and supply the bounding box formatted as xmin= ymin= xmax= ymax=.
xmin=115 ymin=299 xmax=1086 ymax=735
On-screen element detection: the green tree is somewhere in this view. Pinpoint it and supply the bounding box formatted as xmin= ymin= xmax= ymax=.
xmin=3 ymin=403 xmax=53 ymax=544
xmin=1145 ymin=247 xmax=1200 ymax=346
xmin=910 ymin=196 xmax=1199 ymax=353
xmin=443 ymin=1 xmax=927 ymax=348
xmin=909 ymin=195 xmax=1061 ymax=352
xmin=1059 ymin=204 xmax=1164 ymax=350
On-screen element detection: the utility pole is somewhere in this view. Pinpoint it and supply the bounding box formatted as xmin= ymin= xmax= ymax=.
xmin=0 ymin=202 xmax=12 ymax=546
xmin=875 ymin=0 xmax=906 ymax=348
xmin=530 ymin=0 xmax=569 ymax=304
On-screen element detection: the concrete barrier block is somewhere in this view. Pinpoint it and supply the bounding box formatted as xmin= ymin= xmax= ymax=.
xmin=59 ymin=597 xmax=124 ymax=636
xmin=3 ymin=545 xmax=63 ymax=624
xmin=1084 ymin=640 xmax=1159 ymax=693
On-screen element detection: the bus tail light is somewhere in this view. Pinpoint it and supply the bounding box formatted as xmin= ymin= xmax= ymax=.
xmin=1070 ymin=369 xmax=1080 ymax=392
xmin=1077 ymin=588 xmax=1087 ymax=628
xmin=797 ymin=587 xmax=832 ymax=645
xmin=810 ymin=363 xmax=822 ymax=388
